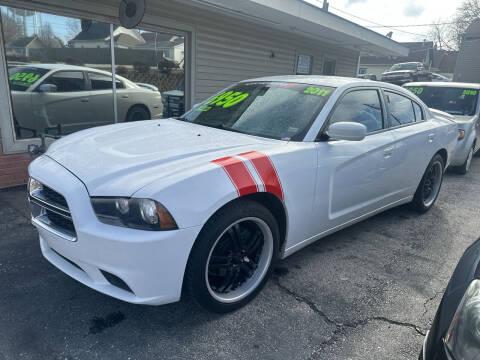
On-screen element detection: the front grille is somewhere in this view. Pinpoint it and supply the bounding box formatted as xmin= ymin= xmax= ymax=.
xmin=29 ymin=183 xmax=76 ymax=238
xmin=43 ymin=186 xmax=69 ymax=209
xmin=46 ymin=209 xmax=76 ymax=233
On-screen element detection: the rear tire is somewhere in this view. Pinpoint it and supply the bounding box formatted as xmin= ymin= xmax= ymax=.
xmin=456 ymin=146 xmax=474 ymax=175
xmin=125 ymin=105 xmax=150 ymax=122
xmin=184 ymin=199 xmax=279 ymax=313
xmin=410 ymin=154 xmax=444 ymax=213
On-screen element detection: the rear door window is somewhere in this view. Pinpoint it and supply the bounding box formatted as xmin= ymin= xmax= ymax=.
xmin=385 ymin=91 xmax=415 ymax=126
xmin=89 ymin=72 xmax=125 ymax=90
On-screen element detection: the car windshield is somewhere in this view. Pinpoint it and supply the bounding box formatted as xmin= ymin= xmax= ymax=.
xmin=390 ymin=63 xmax=418 ymax=71
xmin=406 ymin=86 xmax=478 ymax=116
xmin=8 ymin=66 xmax=49 ymax=91
xmin=181 ymin=82 xmax=335 ymax=141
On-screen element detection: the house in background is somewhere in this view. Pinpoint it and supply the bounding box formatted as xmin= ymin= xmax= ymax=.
xmin=359 ymin=41 xmax=434 ymax=79
xmin=6 ymin=36 xmax=46 ymax=57
xmin=69 ymin=22 xmax=145 ymax=48
xmin=136 ymin=32 xmax=184 ymax=64
xmin=454 ymin=20 xmax=480 ymax=82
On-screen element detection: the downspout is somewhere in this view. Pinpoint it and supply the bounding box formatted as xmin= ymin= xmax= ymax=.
xmin=110 ymin=24 xmax=118 ymax=123
xmin=356 ymin=52 xmax=362 ymax=76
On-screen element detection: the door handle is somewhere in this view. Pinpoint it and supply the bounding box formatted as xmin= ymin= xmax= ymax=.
xmin=121 ymin=95 xmax=129 ymax=98
xmin=428 ymin=133 xmax=435 ymax=142
xmin=80 ymin=98 xmax=89 ymax=103
xmin=383 ymin=147 xmax=394 ymax=158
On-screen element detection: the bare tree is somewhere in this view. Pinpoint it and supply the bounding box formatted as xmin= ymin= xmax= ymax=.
xmin=427 ymin=20 xmax=457 ymax=51
xmin=38 ymin=23 xmax=63 ymax=48
xmin=0 ymin=9 xmax=22 ymax=44
xmin=65 ymin=18 xmax=81 ymax=42
xmin=452 ymin=0 xmax=480 ymax=48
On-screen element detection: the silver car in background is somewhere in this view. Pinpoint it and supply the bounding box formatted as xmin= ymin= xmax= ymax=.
xmin=405 ymin=82 xmax=480 ymax=174
xmin=9 ymin=64 xmax=163 ymax=138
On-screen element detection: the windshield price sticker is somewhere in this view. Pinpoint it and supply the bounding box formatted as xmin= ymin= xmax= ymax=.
xmin=304 ymin=87 xmax=331 ymax=97
xmin=197 ymin=91 xmax=250 ymax=112
xmin=407 ymin=87 xmax=423 ymax=95
xmin=9 ymin=72 xmax=41 ymax=86
xmin=463 ymin=89 xmax=478 ymax=96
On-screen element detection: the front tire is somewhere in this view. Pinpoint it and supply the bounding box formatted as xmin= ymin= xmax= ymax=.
xmin=184 ymin=199 xmax=279 ymax=313
xmin=410 ymin=154 xmax=444 ymax=213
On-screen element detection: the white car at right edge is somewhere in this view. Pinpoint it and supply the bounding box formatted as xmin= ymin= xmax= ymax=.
xmin=28 ymin=76 xmax=457 ymax=313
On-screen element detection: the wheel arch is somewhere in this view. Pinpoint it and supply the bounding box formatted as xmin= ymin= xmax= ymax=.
xmin=194 ymin=192 xmax=288 ymax=256
xmin=436 ymin=148 xmax=448 ymax=168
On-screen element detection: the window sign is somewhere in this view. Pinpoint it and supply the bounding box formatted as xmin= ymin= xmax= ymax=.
xmin=296 ymin=54 xmax=312 ymax=75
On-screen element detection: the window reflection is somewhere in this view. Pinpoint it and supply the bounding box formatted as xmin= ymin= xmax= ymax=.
xmin=114 ymin=30 xmax=185 ymax=119
xmin=1 ymin=6 xmax=186 ymax=141
xmin=1 ymin=7 xmax=115 ymax=139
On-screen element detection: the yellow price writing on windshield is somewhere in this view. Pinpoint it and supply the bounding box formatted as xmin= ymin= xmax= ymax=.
xmin=9 ymin=72 xmax=40 ymax=84
xmin=463 ymin=89 xmax=477 ymax=96
xmin=304 ymin=87 xmax=331 ymax=97
xmin=407 ymin=87 xmax=423 ymax=95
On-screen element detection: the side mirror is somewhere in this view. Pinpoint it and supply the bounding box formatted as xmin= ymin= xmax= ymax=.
xmin=38 ymin=84 xmax=57 ymax=93
xmin=327 ymin=122 xmax=367 ymax=141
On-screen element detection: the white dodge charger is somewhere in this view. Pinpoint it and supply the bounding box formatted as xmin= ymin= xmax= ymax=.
xmin=28 ymin=76 xmax=457 ymax=312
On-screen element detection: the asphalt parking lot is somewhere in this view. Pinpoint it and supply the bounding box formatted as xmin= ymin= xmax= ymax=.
xmin=1 ymin=158 xmax=479 ymax=360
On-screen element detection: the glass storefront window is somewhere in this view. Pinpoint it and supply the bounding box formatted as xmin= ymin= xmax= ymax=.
xmin=1 ymin=6 xmax=187 ymax=143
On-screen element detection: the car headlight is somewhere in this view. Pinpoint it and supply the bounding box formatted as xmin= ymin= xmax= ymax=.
xmin=91 ymin=197 xmax=177 ymax=231
xmin=28 ymin=177 xmax=43 ymax=194
xmin=444 ymin=280 xmax=480 ymax=359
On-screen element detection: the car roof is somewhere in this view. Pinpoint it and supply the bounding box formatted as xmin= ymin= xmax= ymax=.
xmin=405 ymin=81 xmax=480 ymax=89
xmin=14 ymin=63 xmax=112 ymax=75
xmin=240 ymin=75 xmax=410 ymax=92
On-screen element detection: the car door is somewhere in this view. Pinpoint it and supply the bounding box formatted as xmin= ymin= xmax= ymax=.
xmin=31 ymin=70 xmax=91 ymax=136
xmin=312 ymin=88 xmax=398 ymax=235
xmin=383 ymin=90 xmax=435 ymax=199
xmin=87 ymin=72 xmax=116 ymax=125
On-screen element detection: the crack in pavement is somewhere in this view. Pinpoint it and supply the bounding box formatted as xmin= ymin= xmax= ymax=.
xmin=274 ymin=277 xmax=427 ymax=360
xmin=422 ymin=290 xmax=443 ymax=318
xmin=274 ymin=277 xmax=338 ymax=326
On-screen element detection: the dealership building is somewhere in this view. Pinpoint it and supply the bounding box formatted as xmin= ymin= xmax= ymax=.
xmin=0 ymin=0 xmax=407 ymax=189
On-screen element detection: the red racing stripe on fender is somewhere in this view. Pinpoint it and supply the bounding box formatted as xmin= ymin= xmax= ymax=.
xmin=238 ymin=151 xmax=284 ymax=201
xmin=211 ymin=157 xmax=258 ymax=197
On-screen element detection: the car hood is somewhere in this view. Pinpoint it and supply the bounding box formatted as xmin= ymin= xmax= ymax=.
xmin=46 ymin=119 xmax=283 ymax=196
xmin=382 ymin=70 xmax=414 ymax=76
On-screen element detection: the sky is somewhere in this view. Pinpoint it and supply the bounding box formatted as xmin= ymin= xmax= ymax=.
xmin=306 ymin=0 xmax=463 ymax=43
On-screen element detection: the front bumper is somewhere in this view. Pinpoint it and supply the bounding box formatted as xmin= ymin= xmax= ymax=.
xmin=29 ymin=155 xmax=201 ymax=305
xmin=450 ymin=138 xmax=473 ymax=167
